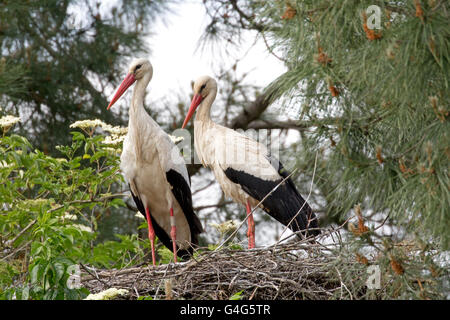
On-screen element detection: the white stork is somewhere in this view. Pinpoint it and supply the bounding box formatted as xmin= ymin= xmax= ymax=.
xmin=182 ymin=76 xmax=319 ymax=248
xmin=107 ymin=58 xmax=203 ymax=265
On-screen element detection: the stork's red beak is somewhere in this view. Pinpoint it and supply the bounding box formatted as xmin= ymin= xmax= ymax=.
xmin=107 ymin=73 xmax=136 ymax=110
xmin=182 ymin=94 xmax=203 ymax=128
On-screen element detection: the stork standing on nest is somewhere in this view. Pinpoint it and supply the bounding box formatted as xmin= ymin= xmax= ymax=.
xmin=107 ymin=59 xmax=203 ymax=265
xmin=182 ymin=76 xmax=319 ymax=248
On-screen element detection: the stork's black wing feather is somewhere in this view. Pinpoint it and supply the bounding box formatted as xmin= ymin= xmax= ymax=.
xmin=166 ymin=169 xmax=204 ymax=245
xmin=223 ymin=158 xmax=320 ymax=238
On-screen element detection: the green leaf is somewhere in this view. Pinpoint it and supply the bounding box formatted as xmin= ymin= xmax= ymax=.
xmin=229 ymin=290 xmax=244 ymax=300
xmin=53 ymin=262 xmax=65 ymax=283
xmin=70 ymin=131 xmax=86 ymax=142
xmin=30 ymin=264 xmax=41 ymax=285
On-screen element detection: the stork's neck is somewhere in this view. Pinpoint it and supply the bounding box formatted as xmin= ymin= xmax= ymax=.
xmin=130 ymin=73 xmax=151 ymax=117
xmin=127 ymin=72 xmax=158 ymax=162
xmin=195 ymin=89 xmax=217 ymax=124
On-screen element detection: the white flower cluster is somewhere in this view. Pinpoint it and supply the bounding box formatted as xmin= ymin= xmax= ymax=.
xmin=102 ymin=134 xmax=125 ymax=146
xmin=0 ymin=160 xmax=13 ymax=168
xmin=103 ymin=147 xmax=122 ymax=155
xmin=0 ymin=115 xmax=21 ymax=132
xmin=102 ymin=124 xmax=127 ymax=146
xmin=102 ymin=124 xmax=128 ymax=136
xmin=69 ymin=119 xmax=107 ymax=130
xmin=54 ymin=211 xmax=93 ymax=233
xmin=209 ymin=220 xmax=239 ymax=235
xmin=84 ymin=288 xmax=129 ymax=300
xmin=62 ymin=213 xmax=77 ymax=221
xmin=135 ymin=211 xmax=145 ymax=220
xmin=168 ymin=135 xmax=184 ymax=144
xmin=72 ymin=223 xmax=93 ymax=233
xmin=69 ymin=119 xmax=128 ymax=147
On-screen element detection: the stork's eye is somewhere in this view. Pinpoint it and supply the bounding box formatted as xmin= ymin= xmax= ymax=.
xmin=200 ymin=84 xmax=206 ymax=91
xmin=135 ymin=64 xmax=142 ymax=72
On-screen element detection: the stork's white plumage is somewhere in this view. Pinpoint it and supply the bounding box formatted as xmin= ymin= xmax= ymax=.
xmin=108 ymin=59 xmax=203 ymax=265
xmin=182 ymin=76 xmax=319 ymax=248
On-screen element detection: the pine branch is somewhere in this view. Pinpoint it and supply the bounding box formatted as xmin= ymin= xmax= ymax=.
xmin=230 ymin=90 xmax=276 ymax=129
xmin=228 ymin=0 xmax=265 ymax=32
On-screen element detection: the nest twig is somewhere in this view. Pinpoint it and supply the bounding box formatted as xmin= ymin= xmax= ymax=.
xmin=82 ymin=230 xmax=353 ymax=300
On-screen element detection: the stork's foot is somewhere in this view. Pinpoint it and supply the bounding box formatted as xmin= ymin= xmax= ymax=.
xmin=246 ymin=200 xmax=256 ymax=249
xmin=145 ymin=207 xmax=157 ymax=266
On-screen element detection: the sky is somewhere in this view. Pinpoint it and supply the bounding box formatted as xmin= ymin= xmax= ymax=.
xmin=147 ymin=0 xmax=286 ymax=102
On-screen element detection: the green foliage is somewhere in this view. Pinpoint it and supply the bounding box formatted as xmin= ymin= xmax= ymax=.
xmin=326 ymin=230 xmax=449 ymax=300
xmin=157 ymin=246 xmax=178 ymax=265
xmin=201 ymin=0 xmax=449 ymax=299
xmin=259 ymin=1 xmax=449 ymax=246
xmin=291 ymin=1 xmax=447 ymax=244
xmin=0 ymin=124 xmax=150 ymax=299
xmin=0 ymin=0 xmax=173 ymax=150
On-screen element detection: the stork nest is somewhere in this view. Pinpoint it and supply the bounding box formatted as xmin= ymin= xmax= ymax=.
xmin=81 ymin=229 xmax=364 ymax=300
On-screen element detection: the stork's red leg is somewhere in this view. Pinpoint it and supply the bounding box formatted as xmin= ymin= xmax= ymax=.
xmin=246 ymin=200 xmax=255 ymax=249
xmin=145 ymin=207 xmax=156 ymax=266
xmin=170 ymin=207 xmax=177 ymax=263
